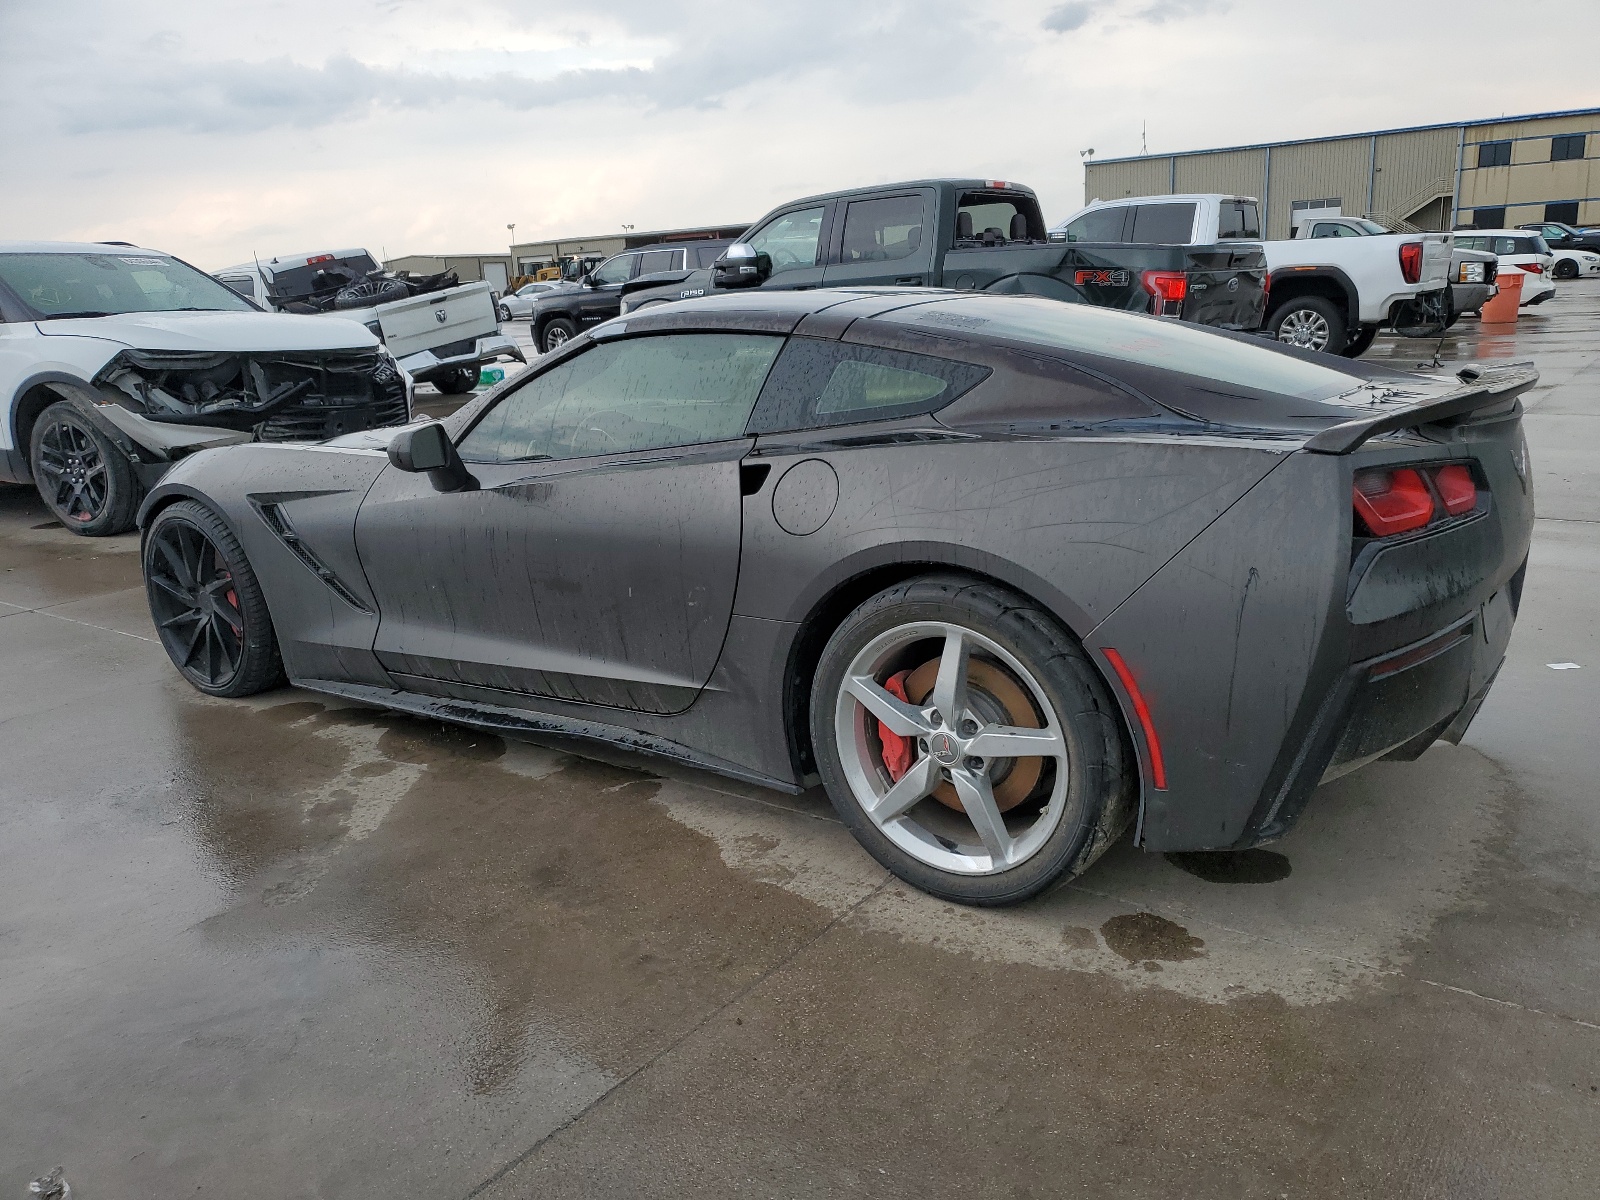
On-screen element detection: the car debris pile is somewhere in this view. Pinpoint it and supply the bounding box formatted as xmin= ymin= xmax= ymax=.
xmin=96 ymin=347 xmax=408 ymax=440
xmin=264 ymin=253 xmax=459 ymax=314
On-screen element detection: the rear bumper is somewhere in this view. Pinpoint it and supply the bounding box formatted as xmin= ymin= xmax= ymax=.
xmin=399 ymin=333 xmax=526 ymax=380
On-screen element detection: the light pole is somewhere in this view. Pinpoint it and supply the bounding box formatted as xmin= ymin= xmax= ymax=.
xmin=507 ymin=223 xmax=516 ymax=279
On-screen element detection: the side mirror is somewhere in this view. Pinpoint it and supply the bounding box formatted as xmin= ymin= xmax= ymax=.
xmin=712 ymin=243 xmax=772 ymax=289
xmin=388 ymin=422 xmax=475 ymax=493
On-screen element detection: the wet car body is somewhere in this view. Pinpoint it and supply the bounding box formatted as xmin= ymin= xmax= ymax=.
xmin=138 ymin=288 xmax=1534 ymax=871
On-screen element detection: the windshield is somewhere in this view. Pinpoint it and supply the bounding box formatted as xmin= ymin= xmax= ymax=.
xmin=886 ymin=295 xmax=1361 ymax=400
xmin=0 ymin=252 xmax=255 ymax=319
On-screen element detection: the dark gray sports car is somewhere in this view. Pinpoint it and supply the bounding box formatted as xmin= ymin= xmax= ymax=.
xmin=138 ymin=289 xmax=1535 ymax=905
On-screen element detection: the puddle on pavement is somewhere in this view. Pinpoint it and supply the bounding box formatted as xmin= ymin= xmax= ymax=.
xmin=1165 ymin=848 xmax=1292 ymax=884
xmin=167 ymin=691 xmax=839 ymax=1091
xmin=1100 ymin=912 xmax=1206 ymax=965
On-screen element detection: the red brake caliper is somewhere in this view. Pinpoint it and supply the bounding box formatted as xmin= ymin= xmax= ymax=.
xmin=877 ymin=670 xmax=916 ymax=782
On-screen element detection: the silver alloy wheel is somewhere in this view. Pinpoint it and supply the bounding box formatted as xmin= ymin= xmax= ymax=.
xmin=1276 ymin=307 xmax=1331 ymax=350
xmin=544 ymin=324 xmax=571 ymax=350
xmin=833 ymin=621 xmax=1070 ymax=876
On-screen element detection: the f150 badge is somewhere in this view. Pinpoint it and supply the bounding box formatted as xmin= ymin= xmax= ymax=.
xmin=1074 ymin=269 xmax=1130 ymax=286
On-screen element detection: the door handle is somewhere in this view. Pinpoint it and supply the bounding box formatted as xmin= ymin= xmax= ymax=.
xmin=895 ymin=276 xmax=923 ymax=286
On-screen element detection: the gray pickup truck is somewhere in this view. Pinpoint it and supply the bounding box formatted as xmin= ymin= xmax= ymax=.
xmin=619 ymin=179 xmax=1267 ymax=330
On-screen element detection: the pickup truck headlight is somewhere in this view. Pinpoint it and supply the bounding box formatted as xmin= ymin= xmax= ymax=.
xmin=1458 ymin=261 xmax=1485 ymax=284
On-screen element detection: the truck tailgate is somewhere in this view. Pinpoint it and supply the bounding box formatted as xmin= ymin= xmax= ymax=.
xmin=378 ymin=282 xmax=498 ymax=360
xmin=1181 ymin=246 xmax=1269 ymax=331
xmin=1419 ymin=234 xmax=1452 ymax=288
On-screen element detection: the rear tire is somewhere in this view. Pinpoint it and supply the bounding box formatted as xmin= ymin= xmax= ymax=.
xmin=29 ymin=399 xmax=140 ymax=536
xmin=431 ymin=366 xmax=479 ymax=395
xmin=1267 ymin=295 xmax=1347 ymax=355
xmin=144 ymin=500 xmax=285 ymax=698
xmin=1340 ymin=323 xmax=1380 ymax=357
xmin=810 ymin=575 xmax=1134 ymax=906
xmin=540 ymin=317 xmax=577 ymax=353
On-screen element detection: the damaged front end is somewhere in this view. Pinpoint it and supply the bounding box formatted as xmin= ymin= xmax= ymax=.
xmin=94 ymin=347 xmax=411 ymax=443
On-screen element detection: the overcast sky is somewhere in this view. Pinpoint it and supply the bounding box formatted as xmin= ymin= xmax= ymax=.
xmin=3 ymin=0 xmax=1597 ymax=268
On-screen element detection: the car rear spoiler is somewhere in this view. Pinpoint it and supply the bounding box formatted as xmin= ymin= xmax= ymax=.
xmin=1303 ymin=361 xmax=1537 ymax=455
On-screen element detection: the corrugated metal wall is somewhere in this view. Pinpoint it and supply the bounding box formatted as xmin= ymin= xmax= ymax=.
xmin=1083 ymin=157 xmax=1174 ymax=207
xmin=1174 ymin=149 xmax=1267 ymax=199
xmin=1372 ymin=128 xmax=1459 ymax=223
xmin=1263 ymin=137 xmax=1371 ymax=237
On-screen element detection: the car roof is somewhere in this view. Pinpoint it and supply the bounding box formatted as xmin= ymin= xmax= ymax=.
xmin=1456 ymin=229 xmax=1548 ymax=241
xmin=0 ymin=240 xmax=170 ymax=255
xmin=775 ymin=179 xmax=1039 ymax=209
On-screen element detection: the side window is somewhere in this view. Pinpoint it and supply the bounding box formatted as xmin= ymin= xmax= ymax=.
xmin=1472 ymin=207 xmax=1506 ymax=230
xmin=1061 ymin=207 xmax=1129 ymax=243
xmin=1310 ymin=223 xmax=1344 ymax=238
xmin=839 ymin=195 xmax=927 ymax=263
xmin=1551 ymin=134 xmax=1586 ymax=162
xmin=693 ymin=243 xmax=728 ymax=268
xmin=590 ymin=254 xmax=636 ymax=286
xmin=746 ymin=207 xmax=827 ymax=275
xmin=1218 ymin=202 xmax=1259 ymax=239
xmin=458 ymin=334 xmax=783 ymax=464
xmin=636 ymin=249 xmax=677 ymax=275
xmin=217 ymin=277 xmax=255 ymax=298
xmin=1127 ymin=203 xmax=1197 ymax=244
xmin=747 ymin=339 xmax=990 ymax=434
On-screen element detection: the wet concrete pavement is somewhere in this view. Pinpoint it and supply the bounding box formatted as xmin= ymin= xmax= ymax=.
xmin=3 ymin=290 xmax=1597 ymax=1197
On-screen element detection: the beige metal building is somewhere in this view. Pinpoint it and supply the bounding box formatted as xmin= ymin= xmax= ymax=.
xmin=1083 ymin=107 xmax=1600 ymax=237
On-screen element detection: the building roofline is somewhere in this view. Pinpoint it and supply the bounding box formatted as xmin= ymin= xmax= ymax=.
xmin=1086 ymin=106 xmax=1600 ymax=166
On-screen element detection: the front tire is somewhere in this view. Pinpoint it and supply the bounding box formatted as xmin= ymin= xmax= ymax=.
xmin=540 ymin=317 xmax=577 ymax=353
xmin=811 ymin=575 xmax=1134 ymax=906
xmin=1553 ymin=259 xmax=1578 ymax=280
xmin=29 ymin=399 xmax=140 ymax=536
xmin=1267 ymin=295 xmax=1346 ymax=355
xmin=144 ymin=500 xmax=285 ymax=698
xmin=431 ymin=366 xmax=479 ymax=395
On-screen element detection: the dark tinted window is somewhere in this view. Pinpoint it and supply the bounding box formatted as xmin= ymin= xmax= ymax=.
xmin=692 ymin=243 xmax=729 ymax=268
xmin=217 ymin=276 xmax=256 ymax=298
xmin=1061 ymin=207 xmax=1128 ymax=242
xmin=636 ymin=249 xmax=679 ymax=274
xmin=1217 ymin=202 xmax=1260 ymax=239
xmin=1492 ymin=236 xmax=1544 ymax=256
xmin=1127 ymin=203 xmax=1196 ymax=244
xmin=1477 ymin=141 xmax=1512 ymax=168
xmin=1545 ymin=201 xmax=1581 ymax=225
xmin=748 ymin=340 xmax=990 ymax=433
xmin=840 ymin=195 xmax=927 ymax=263
xmin=1472 ymin=207 xmax=1506 ymax=229
xmin=1551 ymin=134 xmax=1586 ymax=162
xmin=267 ymin=253 xmax=379 ymax=301
xmin=459 ymin=333 xmax=782 ymax=463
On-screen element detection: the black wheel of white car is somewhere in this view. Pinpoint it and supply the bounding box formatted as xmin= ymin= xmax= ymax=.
xmin=144 ymin=500 xmax=284 ymax=698
xmin=1553 ymin=259 xmax=1578 ymax=280
xmin=811 ymin=575 xmax=1133 ymax=906
xmin=432 ymin=366 xmax=479 ymax=395
xmin=29 ymin=400 xmax=139 ymax=536
xmin=1268 ymin=296 xmax=1346 ymax=355
xmin=540 ymin=317 xmax=577 ymax=353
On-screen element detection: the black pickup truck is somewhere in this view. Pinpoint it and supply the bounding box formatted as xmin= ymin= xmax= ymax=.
xmin=617 ymin=179 xmax=1267 ymax=330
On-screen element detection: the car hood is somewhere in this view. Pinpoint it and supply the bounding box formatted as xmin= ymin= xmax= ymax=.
xmin=35 ymin=310 xmax=378 ymax=352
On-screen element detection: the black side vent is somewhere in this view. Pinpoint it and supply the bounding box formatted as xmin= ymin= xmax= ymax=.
xmin=255 ymin=502 xmax=374 ymax=614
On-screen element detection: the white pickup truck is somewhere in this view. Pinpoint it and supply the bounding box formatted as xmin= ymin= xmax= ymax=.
xmin=214 ymin=249 xmax=524 ymax=394
xmin=1050 ymin=195 xmax=1453 ymax=356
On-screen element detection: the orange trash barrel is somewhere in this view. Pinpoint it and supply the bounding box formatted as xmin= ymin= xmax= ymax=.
xmin=1480 ymin=269 xmax=1524 ymax=324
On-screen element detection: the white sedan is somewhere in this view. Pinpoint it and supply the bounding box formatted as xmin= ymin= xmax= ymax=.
xmin=498 ymin=281 xmax=566 ymax=320
xmin=1552 ymin=247 xmax=1600 ymax=280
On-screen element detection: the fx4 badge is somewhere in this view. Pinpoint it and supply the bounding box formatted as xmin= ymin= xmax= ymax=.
xmin=1074 ymin=269 xmax=1130 ymax=286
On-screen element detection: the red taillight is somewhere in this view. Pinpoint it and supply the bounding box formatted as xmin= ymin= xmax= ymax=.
xmin=1141 ymin=270 xmax=1187 ymax=316
xmin=306 ymin=253 xmax=335 ymax=265
xmin=1399 ymin=241 xmax=1423 ymax=284
xmin=1353 ymin=467 xmax=1434 ymax=536
xmin=1434 ymin=463 xmax=1477 ymax=515
xmin=1519 ymin=261 xmax=1544 ymax=276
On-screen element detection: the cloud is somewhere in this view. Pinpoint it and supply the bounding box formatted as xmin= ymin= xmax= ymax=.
xmin=1043 ymin=2 xmax=1099 ymax=32
xmin=1135 ymin=0 xmax=1230 ymax=22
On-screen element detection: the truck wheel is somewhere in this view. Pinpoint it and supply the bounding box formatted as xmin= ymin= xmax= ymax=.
xmin=1267 ymin=296 xmax=1346 ymax=354
xmin=540 ymin=317 xmax=577 ymax=353
xmin=431 ymin=367 xmax=479 ymax=395
xmin=29 ymin=400 xmax=140 ymax=536
xmin=1341 ymin=324 xmax=1380 ymax=357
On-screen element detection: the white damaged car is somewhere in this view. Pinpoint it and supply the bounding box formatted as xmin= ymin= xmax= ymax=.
xmin=0 ymin=241 xmax=411 ymax=535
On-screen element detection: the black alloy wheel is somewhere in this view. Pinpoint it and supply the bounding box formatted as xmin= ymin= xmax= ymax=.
xmin=29 ymin=400 xmax=139 ymax=536
xmin=1553 ymin=259 xmax=1578 ymax=280
xmin=144 ymin=500 xmax=285 ymax=697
